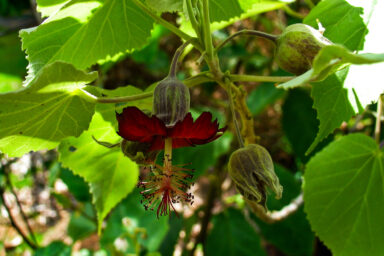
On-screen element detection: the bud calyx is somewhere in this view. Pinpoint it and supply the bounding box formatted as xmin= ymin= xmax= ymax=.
xmin=228 ymin=144 xmax=283 ymax=210
xmin=153 ymin=76 xmax=190 ymax=127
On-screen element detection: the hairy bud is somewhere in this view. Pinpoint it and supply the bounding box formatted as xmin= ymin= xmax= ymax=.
xmin=228 ymin=144 xmax=283 ymax=210
xmin=275 ymin=23 xmax=332 ymax=75
xmin=153 ymin=76 xmax=190 ymax=126
xmin=121 ymin=140 xmax=158 ymax=165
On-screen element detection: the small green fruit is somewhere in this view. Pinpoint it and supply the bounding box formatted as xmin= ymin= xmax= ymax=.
xmin=275 ymin=23 xmax=332 ymax=75
xmin=228 ymin=144 xmax=283 ymax=210
xmin=153 ymin=76 xmax=190 ymax=126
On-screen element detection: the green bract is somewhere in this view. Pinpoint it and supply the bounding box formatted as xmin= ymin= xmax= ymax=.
xmin=121 ymin=139 xmax=158 ymax=165
xmin=228 ymin=144 xmax=283 ymax=210
xmin=275 ymin=23 xmax=332 ymax=75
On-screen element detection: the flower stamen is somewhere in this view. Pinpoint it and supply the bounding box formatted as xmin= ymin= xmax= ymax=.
xmin=137 ymin=138 xmax=195 ymax=217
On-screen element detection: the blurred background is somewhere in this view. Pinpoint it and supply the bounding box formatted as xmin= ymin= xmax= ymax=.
xmin=0 ymin=0 xmax=378 ymax=255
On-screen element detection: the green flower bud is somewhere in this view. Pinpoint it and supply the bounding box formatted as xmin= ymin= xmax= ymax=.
xmin=275 ymin=23 xmax=332 ymax=75
xmin=121 ymin=139 xmax=158 ymax=165
xmin=153 ymin=76 xmax=190 ymax=126
xmin=228 ymin=144 xmax=283 ymax=210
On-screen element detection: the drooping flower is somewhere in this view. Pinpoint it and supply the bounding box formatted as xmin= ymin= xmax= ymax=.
xmin=116 ymin=41 xmax=225 ymax=217
xmin=116 ymin=106 xmax=225 ymax=217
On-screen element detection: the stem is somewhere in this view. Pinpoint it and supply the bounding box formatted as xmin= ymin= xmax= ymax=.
xmin=83 ymin=73 xmax=214 ymax=104
xmin=230 ymin=74 xmax=294 ymax=83
xmin=215 ymin=30 xmax=278 ymax=53
xmin=186 ymin=0 xmax=200 ymax=39
xmin=201 ymin=0 xmax=214 ymax=62
xmin=132 ymin=0 xmax=202 ymax=51
xmin=304 ymin=0 xmax=315 ymax=8
xmin=375 ymin=94 xmax=383 ymax=144
xmin=282 ymin=5 xmax=305 ymax=19
xmin=169 ymin=40 xmax=192 ymax=77
xmin=247 ymin=193 xmax=304 ymax=223
xmin=225 ymin=77 xmax=244 ymax=147
xmin=0 ymin=187 xmax=38 ymax=249
xmin=164 ymin=138 xmax=172 ymax=161
xmin=164 ymin=138 xmax=173 ymax=174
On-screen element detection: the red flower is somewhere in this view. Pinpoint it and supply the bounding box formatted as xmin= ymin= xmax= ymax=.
xmin=116 ymin=106 xmax=225 ymax=218
xmin=116 ymin=106 xmax=225 ymax=151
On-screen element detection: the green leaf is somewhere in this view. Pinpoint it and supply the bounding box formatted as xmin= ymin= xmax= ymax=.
xmin=277 ymin=45 xmax=384 ymax=90
xmin=307 ymin=70 xmax=355 ymax=154
xmin=253 ymin=165 xmax=314 ymax=256
xmin=34 ymin=241 xmax=71 ymax=256
xmin=247 ymin=82 xmax=285 ymax=116
xmin=0 ymin=62 xmax=97 ymax=157
xmin=0 ymin=73 xmax=22 ymax=93
xmin=100 ymin=190 xmax=169 ymax=252
xmin=282 ymin=89 xmax=332 ymax=163
xmin=68 ymin=204 xmax=97 ymax=241
xmin=58 ymin=111 xmax=139 ymax=230
xmin=304 ymin=133 xmax=384 ymax=256
xmin=21 ymin=0 xmax=154 ymax=84
xmin=0 ymin=33 xmax=28 ymax=77
xmin=209 ymin=0 xmax=243 ymax=23
xmin=206 ymin=208 xmax=266 ymax=256
xmin=304 ymin=0 xmax=367 ymax=51
xmin=59 ymin=167 xmax=91 ymax=202
xmin=36 ymin=0 xmax=69 ymax=18
xmin=145 ymin=0 xmax=183 ymax=13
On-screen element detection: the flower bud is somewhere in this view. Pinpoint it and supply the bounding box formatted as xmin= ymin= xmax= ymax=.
xmin=153 ymin=76 xmax=190 ymax=127
xmin=275 ymin=23 xmax=332 ymax=75
xmin=121 ymin=139 xmax=158 ymax=165
xmin=228 ymin=144 xmax=283 ymax=210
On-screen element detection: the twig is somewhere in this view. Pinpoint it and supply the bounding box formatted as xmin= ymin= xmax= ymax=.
xmin=4 ymin=167 xmax=38 ymax=245
xmin=0 ymin=188 xmax=38 ymax=249
xmin=247 ymin=193 xmax=304 ymax=223
xmin=375 ymin=94 xmax=383 ymax=144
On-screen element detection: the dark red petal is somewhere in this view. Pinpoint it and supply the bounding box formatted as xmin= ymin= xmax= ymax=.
xmin=148 ymin=136 xmax=166 ymax=151
xmin=169 ymin=112 xmax=225 ymax=148
xmin=116 ymin=107 xmax=166 ymax=143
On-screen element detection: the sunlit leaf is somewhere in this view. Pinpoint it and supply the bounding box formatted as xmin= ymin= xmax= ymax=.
xmin=0 ymin=62 xmax=97 ymax=157
xmin=59 ymin=111 xmax=139 ymax=230
xmin=304 ymin=134 xmax=384 ymax=256
xmin=21 ymin=0 xmax=153 ymax=85
xmin=304 ymin=0 xmax=367 ymax=51
xmin=306 ymin=70 xmax=355 ymax=154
